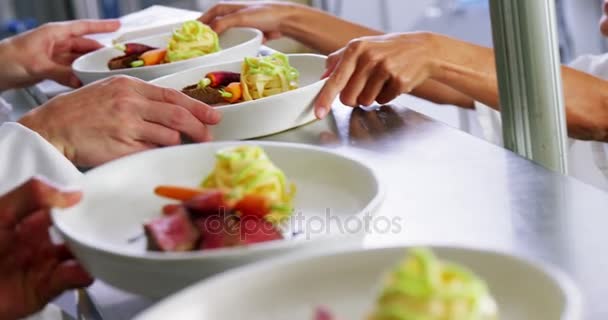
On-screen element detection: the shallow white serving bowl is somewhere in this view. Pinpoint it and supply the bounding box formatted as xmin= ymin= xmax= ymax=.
xmin=52 ymin=142 xmax=383 ymax=298
xmin=150 ymin=53 xmax=327 ymax=141
xmin=72 ymin=27 xmax=262 ymax=84
xmin=134 ymin=246 xmax=582 ymax=320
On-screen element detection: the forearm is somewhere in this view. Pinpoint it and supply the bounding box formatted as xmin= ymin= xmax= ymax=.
xmin=429 ymin=33 xmax=608 ymax=141
xmin=281 ymin=5 xmax=382 ymax=55
xmin=411 ymin=80 xmax=475 ymax=108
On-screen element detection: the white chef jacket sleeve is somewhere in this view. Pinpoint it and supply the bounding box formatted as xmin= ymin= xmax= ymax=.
xmin=0 ymin=97 xmax=12 ymax=123
xmin=0 ymin=122 xmax=82 ymax=194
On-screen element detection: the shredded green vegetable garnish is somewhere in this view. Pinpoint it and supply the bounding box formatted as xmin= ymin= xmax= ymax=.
xmin=240 ymin=53 xmax=299 ymax=101
xmin=201 ymin=146 xmax=296 ymax=223
xmin=369 ymin=248 xmax=499 ymax=320
xmin=166 ymin=20 xmax=220 ymax=63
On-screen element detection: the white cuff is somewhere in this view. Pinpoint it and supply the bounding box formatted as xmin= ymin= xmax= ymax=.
xmin=0 ymin=122 xmax=82 ymax=194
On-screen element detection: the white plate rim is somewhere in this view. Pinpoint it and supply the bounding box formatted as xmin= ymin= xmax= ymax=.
xmin=133 ymin=245 xmax=583 ymax=320
xmin=52 ymin=141 xmax=385 ymax=261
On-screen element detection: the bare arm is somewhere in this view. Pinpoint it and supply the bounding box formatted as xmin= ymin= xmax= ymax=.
xmin=431 ymin=33 xmax=608 ymax=140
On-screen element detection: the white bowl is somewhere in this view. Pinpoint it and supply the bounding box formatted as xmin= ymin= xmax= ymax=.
xmin=150 ymin=54 xmax=327 ymax=141
xmin=52 ymin=142 xmax=383 ymax=298
xmin=134 ymin=246 xmax=582 ymax=320
xmin=72 ymin=27 xmax=263 ymax=84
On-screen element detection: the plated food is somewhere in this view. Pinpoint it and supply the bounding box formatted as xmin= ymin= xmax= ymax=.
xmin=108 ymin=20 xmax=220 ymax=70
xmin=72 ymin=25 xmax=262 ymax=84
xmin=144 ymin=146 xmax=295 ymax=252
xmin=181 ymin=53 xmax=300 ymax=106
xmin=150 ymin=53 xmax=327 ymax=140
xmin=132 ymin=246 xmax=581 ymax=320
xmin=316 ymin=248 xmax=498 ymax=320
xmin=52 ymin=142 xmax=381 ymax=297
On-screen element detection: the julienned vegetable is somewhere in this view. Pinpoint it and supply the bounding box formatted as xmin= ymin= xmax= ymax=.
xmin=369 ymin=248 xmax=498 ymax=320
xmin=241 ymin=53 xmax=300 ymax=101
xmin=202 ymin=146 xmax=296 ymax=223
xmin=166 ymin=20 xmax=221 ymax=62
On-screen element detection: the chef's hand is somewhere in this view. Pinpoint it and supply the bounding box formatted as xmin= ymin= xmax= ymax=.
xmin=200 ymin=1 xmax=297 ymax=41
xmin=19 ymin=76 xmax=222 ymax=167
xmin=314 ymin=32 xmax=440 ymax=119
xmin=0 ymin=19 xmax=120 ymax=91
xmin=0 ymin=177 xmax=91 ymax=320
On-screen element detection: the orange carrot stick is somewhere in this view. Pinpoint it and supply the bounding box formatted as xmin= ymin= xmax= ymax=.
xmin=221 ymin=82 xmax=243 ymax=103
xmin=154 ymin=185 xmax=206 ymax=201
xmin=141 ymin=48 xmax=167 ymax=66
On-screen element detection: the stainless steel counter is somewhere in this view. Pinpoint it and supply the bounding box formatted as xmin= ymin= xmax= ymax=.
xmin=66 ymin=95 xmax=608 ymax=320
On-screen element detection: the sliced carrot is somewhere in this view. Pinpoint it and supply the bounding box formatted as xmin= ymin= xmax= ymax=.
xmin=222 ymin=82 xmax=243 ymax=103
xmin=234 ymin=194 xmax=271 ymax=218
xmin=154 ymin=185 xmax=206 ymax=201
xmin=140 ymin=48 xmax=167 ymax=66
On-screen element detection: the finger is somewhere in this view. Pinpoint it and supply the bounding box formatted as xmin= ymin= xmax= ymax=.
xmin=209 ymin=11 xmax=250 ymax=34
xmin=136 ymin=121 xmax=182 ymax=146
xmin=0 ymin=177 xmax=81 ymax=228
xmin=321 ymin=51 xmax=342 ymax=79
xmin=135 ymin=82 xmax=222 ymax=125
xmin=46 ymin=65 xmax=82 ymax=88
xmin=265 ymin=31 xmax=282 ymax=41
xmin=63 ymin=19 xmax=121 ymax=37
xmin=69 ymin=37 xmax=104 ymax=53
xmin=314 ymin=46 xmax=361 ymax=119
xmin=357 ymin=69 xmax=390 ymax=106
xmin=140 ymin=101 xmax=211 ymax=142
xmin=54 ymin=52 xmax=85 ymax=65
xmin=376 ymin=79 xmax=403 ymax=105
xmin=54 ymin=244 xmax=75 ymax=261
xmin=199 ymin=3 xmax=244 ymax=25
xmin=340 ymin=58 xmax=378 ymax=107
xmin=44 ymin=260 xmax=94 ymax=301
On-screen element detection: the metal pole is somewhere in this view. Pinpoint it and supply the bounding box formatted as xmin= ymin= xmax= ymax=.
xmin=489 ymin=0 xmax=569 ymax=174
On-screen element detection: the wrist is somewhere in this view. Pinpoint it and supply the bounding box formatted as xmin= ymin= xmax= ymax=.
xmin=0 ymin=38 xmax=31 ymax=91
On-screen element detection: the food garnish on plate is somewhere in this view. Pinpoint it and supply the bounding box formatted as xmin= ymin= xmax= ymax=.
xmin=108 ymin=20 xmax=220 ymax=70
xmin=181 ymin=53 xmax=300 ymax=106
xmin=316 ymin=248 xmax=499 ymax=320
xmin=144 ymin=146 xmax=296 ymax=252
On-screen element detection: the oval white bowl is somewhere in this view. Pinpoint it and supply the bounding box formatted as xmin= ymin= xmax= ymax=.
xmin=134 ymin=246 xmax=582 ymax=320
xmin=52 ymin=142 xmax=383 ymax=298
xmin=72 ymin=27 xmax=263 ymax=84
xmin=150 ymin=53 xmax=327 ymax=141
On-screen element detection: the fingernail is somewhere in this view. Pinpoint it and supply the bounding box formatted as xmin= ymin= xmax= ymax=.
xmin=315 ymin=106 xmax=329 ymax=119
